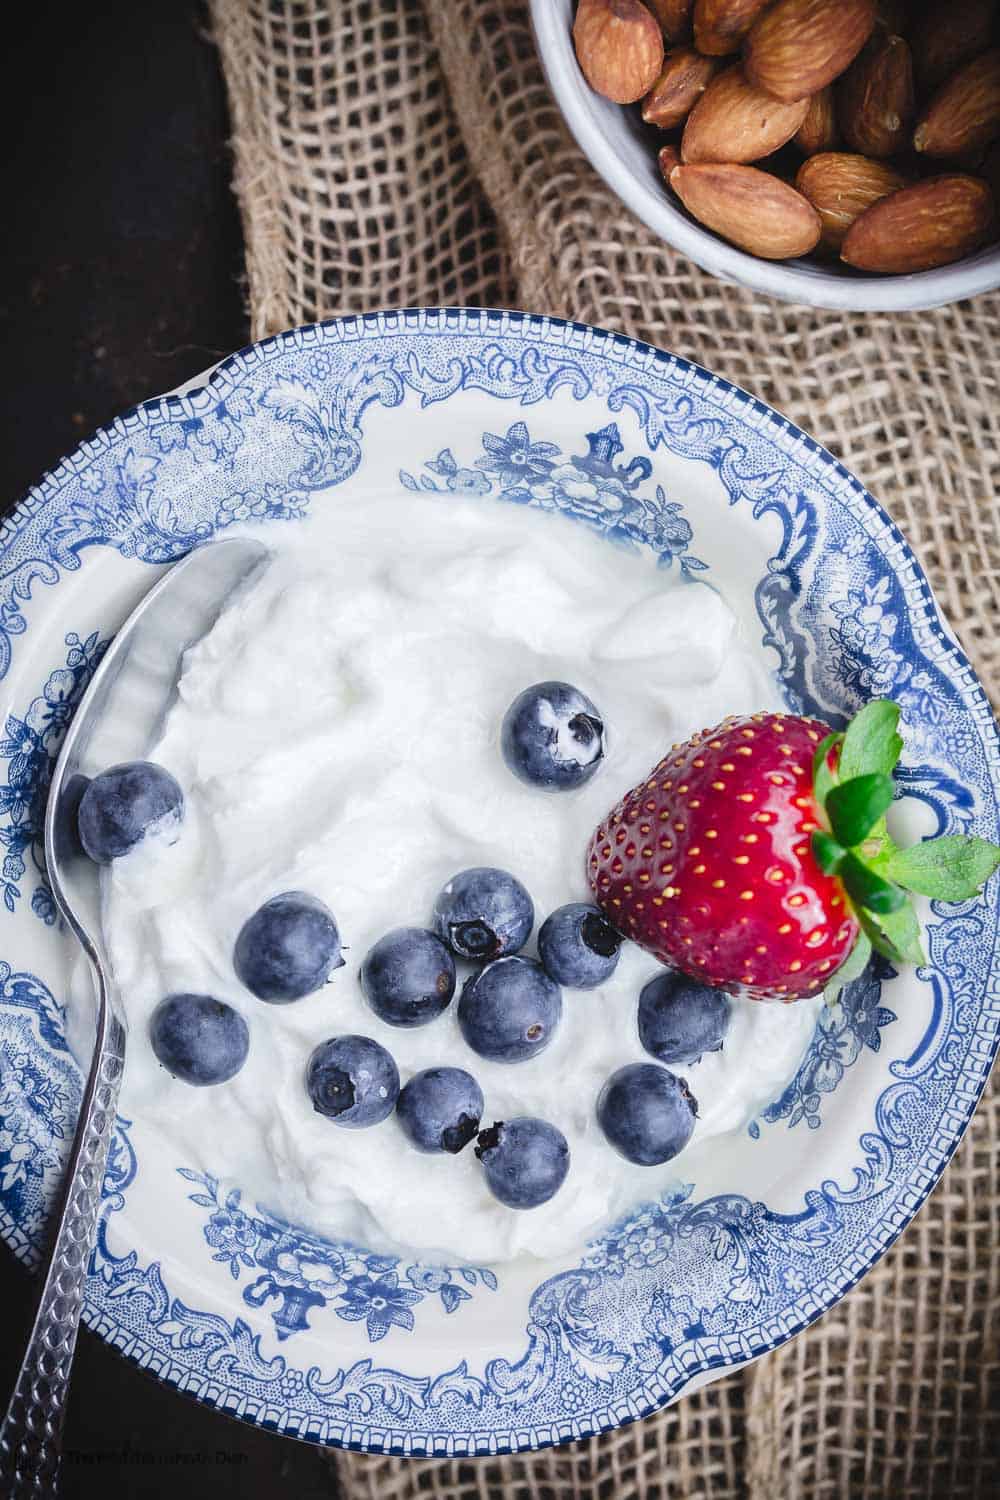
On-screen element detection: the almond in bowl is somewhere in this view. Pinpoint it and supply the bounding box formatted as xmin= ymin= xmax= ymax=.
xmin=563 ymin=0 xmax=1000 ymax=283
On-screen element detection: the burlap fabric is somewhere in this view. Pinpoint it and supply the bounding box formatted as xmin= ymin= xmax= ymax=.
xmin=209 ymin=3 xmax=1000 ymax=1495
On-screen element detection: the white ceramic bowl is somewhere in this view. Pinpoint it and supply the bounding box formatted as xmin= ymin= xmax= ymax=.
xmin=531 ymin=0 xmax=1000 ymax=311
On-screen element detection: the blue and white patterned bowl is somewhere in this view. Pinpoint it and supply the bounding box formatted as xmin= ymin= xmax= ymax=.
xmin=1 ymin=309 xmax=997 ymax=1456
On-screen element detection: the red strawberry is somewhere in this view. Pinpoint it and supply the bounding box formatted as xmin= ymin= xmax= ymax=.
xmin=587 ymin=701 xmax=1000 ymax=1000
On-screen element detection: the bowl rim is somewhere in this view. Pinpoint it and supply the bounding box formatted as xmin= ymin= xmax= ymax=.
xmin=2 ymin=305 xmax=998 ymax=1457
xmin=529 ymin=0 xmax=1000 ymax=313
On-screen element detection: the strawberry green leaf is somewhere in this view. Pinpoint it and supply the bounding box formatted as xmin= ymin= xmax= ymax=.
xmin=858 ymin=902 xmax=925 ymax=966
xmin=828 ymin=929 xmax=872 ymax=993
xmin=812 ymin=732 xmax=842 ymax=807
xmin=811 ymin=830 xmax=845 ymax=874
xmin=856 ymin=910 xmax=900 ymax=963
xmin=881 ymin=835 xmax=1000 ymax=901
xmin=864 ymin=816 xmax=895 ymax=867
xmin=839 ymin=851 xmax=906 ymax=914
xmin=838 ymin=699 xmax=903 ymax=782
xmin=825 ymin=773 xmax=895 ymax=849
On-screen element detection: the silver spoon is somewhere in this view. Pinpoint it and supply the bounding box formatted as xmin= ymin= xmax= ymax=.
xmin=0 ymin=537 xmax=268 ymax=1498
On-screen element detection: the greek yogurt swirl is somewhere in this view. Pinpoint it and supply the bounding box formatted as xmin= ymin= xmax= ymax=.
xmin=93 ymin=492 xmax=820 ymax=1263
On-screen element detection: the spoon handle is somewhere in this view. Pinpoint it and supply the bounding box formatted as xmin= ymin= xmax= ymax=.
xmin=0 ymin=997 xmax=126 ymax=1498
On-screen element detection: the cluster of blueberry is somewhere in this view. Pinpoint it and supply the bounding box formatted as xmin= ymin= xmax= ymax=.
xmin=351 ymin=863 xmax=731 ymax=1203
xmin=70 ymin=679 xmax=731 ymax=1214
xmin=357 ymin=867 xmax=618 ymax=1208
xmin=350 ymin=868 xmax=589 ymax=1210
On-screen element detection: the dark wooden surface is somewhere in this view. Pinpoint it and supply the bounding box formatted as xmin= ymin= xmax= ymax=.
xmin=0 ymin=4 xmax=334 ymax=1494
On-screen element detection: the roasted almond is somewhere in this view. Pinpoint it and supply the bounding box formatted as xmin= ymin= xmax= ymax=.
xmin=838 ymin=33 xmax=914 ymax=158
xmin=744 ymin=0 xmax=877 ymax=103
xmin=574 ymin=0 xmax=665 ymax=104
xmin=658 ymin=142 xmax=683 ymax=184
xmin=911 ymin=0 xmax=995 ymax=93
xmin=682 ymin=64 xmax=810 ymax=162
xmin=796 ymin=150 xmax=907 ymax=248
xmin=914 ymin=50 xmax=1000 ymax=160
xmin=693 ymin=0 xmax=772 ymax=56
xmin=642 ymin=47 xmax=720 ymax=127
xmin=671 ymin=161 xmax=823 ymax=255
xmin=647 ymin=0 xmax=695 ymax=41
xmin=795 ymin=87 xmax=839 ymax=153
xmin=841 ymin=173 xmax=994 ymax=270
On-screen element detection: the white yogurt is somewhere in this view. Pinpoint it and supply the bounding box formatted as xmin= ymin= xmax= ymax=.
xmin=96 ymin=492 xmax=820 ymax=1264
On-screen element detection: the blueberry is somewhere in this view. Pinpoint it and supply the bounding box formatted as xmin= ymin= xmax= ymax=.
xmin=433 ymin=867 xmax=533 ymax=961
xmin=501 ymin=681 xmax=605 ymax=790
xmin=306 ymin=1035 xmax=399 ymax=1127
xmin=77 ymin=760 xmax=183 ymax=863
xmin=396 ymin=1067 xmax=484 ymax=1154
xmin=458 ymin=956 xmax=561 ymax=1063
xmin=360 ymin=927 xmax=456 ymax=1027
xmin=149 ymin=993 xmax=249 ymax=1087
xmin=475 ymin=1117 xmax=570 ymax=1208
xmin=538 ymin=902 xmax=622 ymax=988
xmin=53 ymin=773 xmax=91 ymax=862
xmin=235 ymin=891 xmax=343 ymax=1003
xmin=597 ymin=1062 xmax=697 ymax=1165
xmin=638 ymin=972 xmax=732 ymax=1065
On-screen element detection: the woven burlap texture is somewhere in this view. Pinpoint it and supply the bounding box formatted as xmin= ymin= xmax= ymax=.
xmin=209 ymin=3 xmax=999 ymax=1496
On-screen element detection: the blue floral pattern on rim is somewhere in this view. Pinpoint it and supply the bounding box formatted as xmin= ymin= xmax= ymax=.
xmin=0 ymin=631 xmax=108 ymax=922
xmin=749 ymin=960 xmax=897 ymax=1135
xmin=180 ymin=1169 xmax=497 ymax=1344
xmin=0 ymin=309 xmax=995 ymax=1458
xmin=401 ymin=420 xmax=708 ymax=575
